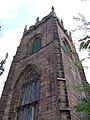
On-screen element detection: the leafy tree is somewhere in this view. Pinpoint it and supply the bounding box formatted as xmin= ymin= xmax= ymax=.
xmin=74 ymin=84 xmax=90 ymax=115
xmin=72 ymin=13 xmax=90 ymax=115
xmin=0 ymin=26 xmax=8 ymax=76
xmin=73 ymin=13 xmax=90 ymax=52
xmin=79 ymin=35 xmax=90 ymax=50
xmin=0 ymin=53 xmax=8 ymax=76
xmin=75 ymin=98 xmax=90 ymax=115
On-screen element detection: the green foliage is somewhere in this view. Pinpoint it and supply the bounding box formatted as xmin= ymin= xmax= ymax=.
xmin=74 ymin=84 xmax=90 ymax=92
xmin=70 ymin=59 xmax=82 ymax=68
xmin=80 ymin=40 xmax=90 ymax=50
xmin=74 ymin=84 xmax=90 ymax=115
xmin=74 ymin=81 xmax=90 ymax=115
xmin=74 ymin=98 xmax=90 ymax=115
xmin=79 ymin=35 xmax=90 ymax=50
xmin=73 ymin=13 xmax=90 ymax=115
xmin=73 ymin=13 xmax=90 ymax=51
xmin=73 ymin=13 xmax=90 ymax=34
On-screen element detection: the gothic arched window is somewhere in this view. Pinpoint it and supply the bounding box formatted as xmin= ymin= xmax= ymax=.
xmin=62 ymin=39 xmax=73 ymax=59
xmin=17 ymin=69 xmax=40 ymax=120
xmin=32 ymin=37 xmax=41 ymax=53
xmin=63 ymin=41 xmax=68 ymax=53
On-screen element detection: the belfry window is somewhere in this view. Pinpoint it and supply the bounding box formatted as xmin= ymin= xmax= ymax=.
xmin=63 ymin=41 xmax=68 ymax=53
xmin=32 ymin=37 xmax=41 ymax=53
xmin=17 ymin=69 xmax=40 ymax=120
xmin=62 ymin=39 xmax=73 ymax=59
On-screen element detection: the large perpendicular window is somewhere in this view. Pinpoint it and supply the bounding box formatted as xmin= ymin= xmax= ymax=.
xmin=17 ymin=69 xmax=40 ymax=120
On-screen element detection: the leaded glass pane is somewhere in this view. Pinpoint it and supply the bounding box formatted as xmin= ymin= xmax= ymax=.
xmin=18 ymin=69 xmax=39 ymax=120
xmin=30 ymin=82 xmax=34 ymax=103
xmin=17 ymin=109 xmax=21 ymax=120
xmin=20 ymin=87 xmax=24 ymax=106
xmin=25 ymin=84 xmax=29 ymax=104
xmin=22 ymin=108 xmax=26 ymax=120
xmin=28 ymin=106 xmax=32 ymax=120
xmin=36 ymin=80 xmax=39 ymax=100
xmin=34 ymin=104 xmax=38 ymax=120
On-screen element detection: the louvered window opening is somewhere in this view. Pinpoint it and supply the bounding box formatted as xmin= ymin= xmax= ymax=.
xmin=63 ymin=41 xmax=68 ymax=53
xmin=32 ymin=37 xmax=41 ymax=54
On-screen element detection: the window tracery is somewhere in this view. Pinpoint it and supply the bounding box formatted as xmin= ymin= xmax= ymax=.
xmin=17 ymin=69 xmax=40 ymax=120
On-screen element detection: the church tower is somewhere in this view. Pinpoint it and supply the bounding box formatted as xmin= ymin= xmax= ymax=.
xmin=0 ymin=7 xmax=89 ymax=120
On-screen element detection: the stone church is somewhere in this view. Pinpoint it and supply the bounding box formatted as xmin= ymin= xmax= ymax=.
xmin=0 ymin=7 xmax=89 ymax=120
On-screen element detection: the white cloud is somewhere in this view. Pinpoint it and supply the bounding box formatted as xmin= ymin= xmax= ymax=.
xmin=0 ymin=0 xmax=26 ymax=19
xmin=0 ymin=28 xmax=23 ymax=96
xmin=0 ymin=28 xmax=23 ymax=57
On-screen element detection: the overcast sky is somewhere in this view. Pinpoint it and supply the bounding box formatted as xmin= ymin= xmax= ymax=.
xmin=0 ymin=0 xmax=90 ymax=96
